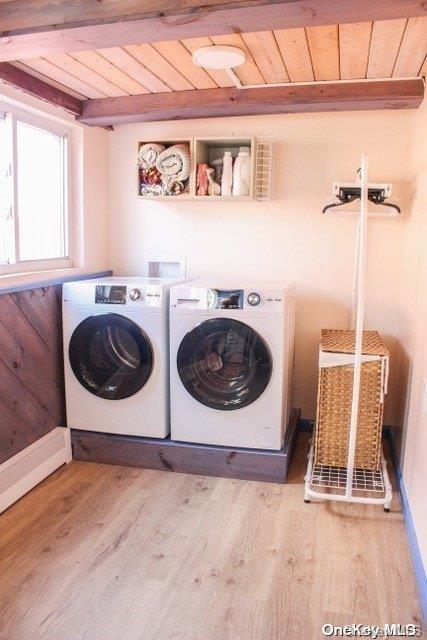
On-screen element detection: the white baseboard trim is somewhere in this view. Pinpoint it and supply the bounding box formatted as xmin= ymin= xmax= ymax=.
xmin=0 ymin=427 xmax=72 ymax=514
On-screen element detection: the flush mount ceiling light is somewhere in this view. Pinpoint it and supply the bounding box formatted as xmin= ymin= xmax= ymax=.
xmin=192 ymin=45 xmax=246 ymax=69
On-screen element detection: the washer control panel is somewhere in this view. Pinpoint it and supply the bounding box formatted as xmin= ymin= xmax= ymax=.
xmin=128 ymin=286 xmax=162 ymax=306
xmin=95 ymin=285 xmax=127 ymax=305
xmin=63 ymin=280 xmax=168 ymax=309
xmin=170 ymin=285 xmax=285 ymax=312
xmin=93 ymin=285 xmax=162 ymax=306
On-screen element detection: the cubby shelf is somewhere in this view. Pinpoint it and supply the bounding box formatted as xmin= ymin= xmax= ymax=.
xmin=136 ymin=137 xmax=193 ymax=200
xmin=136 ymin=135 xmax=275 ymax=202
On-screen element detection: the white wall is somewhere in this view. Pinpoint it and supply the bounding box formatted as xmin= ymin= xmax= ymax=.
xmin=108 ymin=109 xmax=413 ymax=422
xmin=80 ymin=124 xmax=109 ymax=272
xmin=396 ymin=99 xmax=427 ymax=572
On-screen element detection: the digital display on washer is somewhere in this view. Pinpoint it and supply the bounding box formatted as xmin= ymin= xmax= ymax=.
xmin=209 ymin=289 xmax=244 ymax=310
xmin=95 ymin=285 xmax=127 ymax=304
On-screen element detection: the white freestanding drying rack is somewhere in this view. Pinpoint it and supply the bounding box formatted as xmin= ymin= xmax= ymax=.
xmin=304 ymin=153 xmax=393 ymax=510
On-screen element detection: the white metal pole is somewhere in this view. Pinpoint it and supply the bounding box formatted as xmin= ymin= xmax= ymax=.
xmin=345 ymin=152 xmax=369 ymax=497
xmin=351 ymin=217 xmax=360 ymax=329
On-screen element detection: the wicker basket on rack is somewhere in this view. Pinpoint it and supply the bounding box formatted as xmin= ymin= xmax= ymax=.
xmin=314 ymin=329 xmax=389 ymax=471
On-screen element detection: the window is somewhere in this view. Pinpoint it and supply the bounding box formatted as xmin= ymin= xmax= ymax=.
xmin=0 ymin=107 xmax=70 ymax=274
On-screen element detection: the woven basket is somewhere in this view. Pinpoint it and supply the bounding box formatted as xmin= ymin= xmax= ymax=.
xmin=314 ymin=329 xmax=389 ymax=471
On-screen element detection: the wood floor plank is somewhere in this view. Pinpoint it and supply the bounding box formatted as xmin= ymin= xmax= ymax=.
xmin=70 ymin=50 xmax=149 ymax=95
xmin=241 ymin=31 xmax=289 ymax=83
xmin=180 ymin=37 xmax=234 ymax=88
xmin=393 ymin=17 xmax=427 ymax=77
xmin=151 ymin=40 xmax=217 ymax=90
xmin=0 ymin=462 xmax=114 ymax=550
xmin=339 ymin=22 xmax=372 ymax=79
xmin=123 ymin=42 xmax=195 ymax=91
xmin=0 ymin=435 xmax=422 ymax=640
xmin=367 ymin=19 xmax=407 ymax=78
xmin=265 ymin=508 xmax=317 ymax=638
xmin=210 ymin=33 xmax=265 ymax=86
xmin=306 ymin=25 xmax=340 ymax=81
xmin=273 ymin=28 xmax=314 ymax=82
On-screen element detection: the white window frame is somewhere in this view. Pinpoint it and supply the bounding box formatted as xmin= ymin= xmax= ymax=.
xmin=0 ymin=104 xmax=73 ymax=276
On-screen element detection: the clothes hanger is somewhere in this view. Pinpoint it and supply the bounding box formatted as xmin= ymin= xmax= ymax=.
xmin=322 ymin=168 xmax=401 ymax=215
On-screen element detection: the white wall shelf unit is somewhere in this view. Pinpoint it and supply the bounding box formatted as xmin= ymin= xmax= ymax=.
xmin=193 ymin=136 xmax=255 ymax=201
xmin=136 ymin=135 xmax=274 ymax=202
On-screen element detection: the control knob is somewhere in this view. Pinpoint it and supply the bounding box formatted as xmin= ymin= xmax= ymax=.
xmin=247 ymin=292 xmax=261 ymax=306
xmin=129 ymin=288 xmax=142 ymax=301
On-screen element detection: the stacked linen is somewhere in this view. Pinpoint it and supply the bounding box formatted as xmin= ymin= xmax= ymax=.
xmin=138 ymin=143 xmax=165 ymax=171
xmin=138 ymin=143 xmax=165 ymax=196
xmin=155 ymin=144 xmax=191 ymax=195
xmin=138 ymin=142 xmax=191 ymax=197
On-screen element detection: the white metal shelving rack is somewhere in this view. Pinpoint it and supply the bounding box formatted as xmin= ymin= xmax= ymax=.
xmin=255 ymin=135 xmax=276 ymax=201
xmin=304 ymin=153 xmax=394 ymax=510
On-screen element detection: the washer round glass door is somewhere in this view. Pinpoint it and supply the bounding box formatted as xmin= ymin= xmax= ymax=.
xmin=177 ymin=318 xmax=272 ymax=411
xmin=69 ymin=313 xmax=153 ymax=400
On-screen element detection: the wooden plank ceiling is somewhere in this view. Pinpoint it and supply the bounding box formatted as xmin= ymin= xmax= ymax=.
xmin=9 ymin=18 xmax=427 ymax=101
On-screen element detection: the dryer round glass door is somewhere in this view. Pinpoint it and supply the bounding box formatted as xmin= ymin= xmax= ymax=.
xmin=177 ymin=318 xmax=272 ymax=411
xmin=69 ymin=313 xmax=153 ymax=400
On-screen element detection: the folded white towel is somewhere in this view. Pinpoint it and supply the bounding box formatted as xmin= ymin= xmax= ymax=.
xmin=138 ymin=143 xmax=166 ymax=170
xmin=156 ymin=144 xmax=191 ymax=192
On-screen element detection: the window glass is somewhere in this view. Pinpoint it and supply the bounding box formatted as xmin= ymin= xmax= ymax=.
xmin=16 ymin=120 xmax=67 ymax=261
xmin=0 ymin=115 xmax=14 ymax=265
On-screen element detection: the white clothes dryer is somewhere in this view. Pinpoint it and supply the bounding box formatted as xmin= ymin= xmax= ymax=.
xmin=63 ymin=277 xmax=179 ymax=438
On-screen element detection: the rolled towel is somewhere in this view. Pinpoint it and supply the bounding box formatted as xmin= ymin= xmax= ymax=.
xmin=140 ymin=183 xmax=165 ymax=197
xmin=156 ymin=143 xmax=191 ymax=192
xmin=138 ymin=143 xmax=165 ymax=170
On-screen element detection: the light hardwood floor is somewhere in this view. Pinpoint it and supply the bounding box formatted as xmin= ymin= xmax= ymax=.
xmin=0 ymin=434 xmax=422 ymax=640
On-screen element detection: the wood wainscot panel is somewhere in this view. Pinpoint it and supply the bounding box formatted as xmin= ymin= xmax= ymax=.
xmin=0 ymin=285 xmax=65 ymax=463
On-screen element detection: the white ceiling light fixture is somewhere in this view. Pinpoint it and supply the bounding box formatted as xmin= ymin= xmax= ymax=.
xmin=192 ymin=45 xmax=245 ymax=69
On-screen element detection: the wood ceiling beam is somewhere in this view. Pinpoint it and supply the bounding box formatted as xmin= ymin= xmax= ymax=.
xmin=78 ymin=79 xmax=425 ymax=126
xmin=0 ymin=1 xmax=426 ymax=62
xmin=0 ymin=62 xmax=82 ymax=115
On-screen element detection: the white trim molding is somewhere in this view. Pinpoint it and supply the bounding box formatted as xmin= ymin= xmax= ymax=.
xmin=0 ymin=427 xmax=72 ymax=514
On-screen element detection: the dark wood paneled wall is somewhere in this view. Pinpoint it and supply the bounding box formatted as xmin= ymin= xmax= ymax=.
xmin=0 ymin=285 xmax=65 ymax=464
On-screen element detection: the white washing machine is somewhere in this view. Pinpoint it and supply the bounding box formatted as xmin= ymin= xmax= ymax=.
xmin=63 ymin=276 xmax=179 ymax=438
xmin=169 ymin=280 xmax=295 ymax=450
